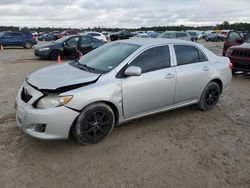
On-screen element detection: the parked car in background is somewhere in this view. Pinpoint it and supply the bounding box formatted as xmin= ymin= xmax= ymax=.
xmin=158 ymin=31 xmax=191 ymax=41
xmin=0 ymin=31 xmax=37 ymax=48
xmin=205 ymin=33 xmax=225 ymax=42
xmin=30 ymin=31 xmax=38 ymax=37
xmin=147 ymin=31 xmax=159 ymax=38
xmin=34 ymin=35 xmax=105 ymax=60
xmin=132 ymin=34 xmax=149 ymax=38
xmin=223 ymin=31 xmax=250 ymax=73
xmin=53 ymin=30 xmax=80 ymax=40
xmin=187 ymin=31 xmax=198 ymax=41
xmin=85 ymin=32 xmax=107 ymax=42
xmin=109 ymin=30 xmax=134 ymax=41
xmin=38 ymin=33 xmax=54 ymax=41
xmin=203 ymin=31 xmax=214 ymax=39
xmin=197 ymin=31 xmax=205 ymax=39
xmin=16 ymin=39 xmax=232 ymax=144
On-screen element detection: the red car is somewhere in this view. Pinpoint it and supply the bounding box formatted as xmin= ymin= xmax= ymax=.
xmin=223 ymin=31 xmax=250 ymax=73
xmin=53 ymin=30 xmax=79 ymax=40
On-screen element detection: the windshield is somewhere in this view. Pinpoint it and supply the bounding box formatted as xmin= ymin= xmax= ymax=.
xmin=78 ymin=42 xmax=140 ymax=73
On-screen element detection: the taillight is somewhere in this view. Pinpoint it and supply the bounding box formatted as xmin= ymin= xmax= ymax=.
xmin=229 ymin=63 xmax=233 ymax=69
xmin=32 ymin=35 xmax=36 ymax=41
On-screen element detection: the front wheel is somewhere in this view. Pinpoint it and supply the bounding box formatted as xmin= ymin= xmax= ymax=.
xmin=50 ymin=50 xmax=59 ymax=60
xmin=74 ymin=103 xmax=115 ymax=145
xmin=198 ymin=82 xmax=221 ymax=111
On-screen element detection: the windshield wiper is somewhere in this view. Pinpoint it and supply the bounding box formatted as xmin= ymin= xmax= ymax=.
xmin=71 ymin=60 xmax=96 ymax=72
xmin=81 ymin=64 xmax=96 ymax=72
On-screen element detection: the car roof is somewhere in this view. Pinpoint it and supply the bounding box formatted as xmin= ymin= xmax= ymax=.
xmin=117 ymin=38 xmax=195 ymax=47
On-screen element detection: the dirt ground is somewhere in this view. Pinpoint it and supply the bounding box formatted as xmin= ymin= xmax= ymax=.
xmin=0 ymin=41 xmax=250 ymax=188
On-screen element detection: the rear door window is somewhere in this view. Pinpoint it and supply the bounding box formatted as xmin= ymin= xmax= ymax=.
xmin=11 ymin=32 xmax=24 ymax=37
xmin=174 ymin=45 xmax=207 ymax=65
xmin=81 ymin=36 xmax=92 ymax=44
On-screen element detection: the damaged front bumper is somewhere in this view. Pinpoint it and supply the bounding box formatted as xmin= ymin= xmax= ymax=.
xmin=15 ymin=82 xmax=79 ymax=140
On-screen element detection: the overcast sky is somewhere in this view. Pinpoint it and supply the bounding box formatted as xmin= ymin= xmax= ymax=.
xmin=0 ymin=0 xmax=250 ymax=28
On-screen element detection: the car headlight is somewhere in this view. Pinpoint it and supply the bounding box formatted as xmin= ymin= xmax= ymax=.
xmin=36 ymin=95 xmax=73 ymax=109
xmin=38 ymin=47 xmax=50 ymax=52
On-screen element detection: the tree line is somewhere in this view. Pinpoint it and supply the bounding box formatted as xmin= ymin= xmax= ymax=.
xmin=0 ymin=21 xmax=249 ymax=33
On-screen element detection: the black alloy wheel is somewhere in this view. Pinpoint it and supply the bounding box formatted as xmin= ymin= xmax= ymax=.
xmin=74 ymin=103 xmax=115 ymax=145
xmin=198 ymin=82 xmax=221 ymax=111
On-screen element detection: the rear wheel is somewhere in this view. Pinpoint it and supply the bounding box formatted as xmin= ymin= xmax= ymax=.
xmin=23 ymin=41 xmax=32 ymax=49
xmin=74 ymin=103 xmax=115 ymax=145
xmin=198 ymin=82 xmax=221 ymax=111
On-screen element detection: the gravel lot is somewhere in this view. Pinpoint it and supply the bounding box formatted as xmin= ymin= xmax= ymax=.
xmin=0 ymin=41 xmax=250 ymax=188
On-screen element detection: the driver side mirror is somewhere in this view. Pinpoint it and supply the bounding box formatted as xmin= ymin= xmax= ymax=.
xmin=124 ymin=66 xmax=142 ymax=76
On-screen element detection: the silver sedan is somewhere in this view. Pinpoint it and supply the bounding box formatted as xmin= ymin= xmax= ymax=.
xmin=15 ymin=39 xmax=232 ymax=144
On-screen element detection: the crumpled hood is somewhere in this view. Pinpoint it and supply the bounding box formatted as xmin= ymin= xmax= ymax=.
xmin=27 ymin=63 xmax=100 ymax=90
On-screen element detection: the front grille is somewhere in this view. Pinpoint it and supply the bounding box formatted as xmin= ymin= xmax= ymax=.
xmin=231 ymin=50 xmax=250 ymax=58
xmin=21 ymin=87 xmax=32 ymax=103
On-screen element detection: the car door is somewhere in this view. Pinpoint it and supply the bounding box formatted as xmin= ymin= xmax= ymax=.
xmin=0 ymin=32 xmax=13 ymax=45
xmin=174 ymin=45 xmax=213 ymax=104
xmin=223 ymin=31 xmax=243 ymax=56
xmin=63 ymin=36 xmax=80 ymax=57
xmin=121 ymin=45 xmax=176 ymax=118
xmin=79 ymin=36 xmax=94 ymax=55
xmin=11 ymin=32 xmax=25 ymax=45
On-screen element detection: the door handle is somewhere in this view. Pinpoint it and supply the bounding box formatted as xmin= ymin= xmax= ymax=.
xmin=165 ymin=73 xmax=175 ymax=79
xmin=202 ymin=66 xmax=210 ymax=71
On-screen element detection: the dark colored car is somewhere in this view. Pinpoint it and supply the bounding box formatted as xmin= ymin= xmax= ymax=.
xmin=34 ymin=35 xmax=105 ymax=60
xmin=223 ymin=31 xmax=250 ymax=73
xmin=205 ymin=33 xmax=225 ymax=42
xmin=187 ymin=32 xmax=198 ymax=42
xmin=38 ymin=33 xmax=54 ymax=41
xmin=53 ymin=30 xmax=80 ymax=40
xmin=0 ymin=31 xmax=37 ymax=48
xmin=109 ymin=31 xmax=134 ymax=41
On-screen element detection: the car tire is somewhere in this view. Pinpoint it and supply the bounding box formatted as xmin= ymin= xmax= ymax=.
xmin=74 ymin=103 xmax=115 ymax=145
xmin=198 ymin=82 xmax=221 ymax=111
xmin=23 ymin=41 xmax=32 ymax=49
xmin=50 ymin=50 xmax=60 ymax=60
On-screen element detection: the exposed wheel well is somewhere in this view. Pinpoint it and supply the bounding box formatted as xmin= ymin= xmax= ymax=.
xmin=210 ymin=78 xmax=223 ymax=93
xmin=68 ymin=101 xmax=119 ymax=138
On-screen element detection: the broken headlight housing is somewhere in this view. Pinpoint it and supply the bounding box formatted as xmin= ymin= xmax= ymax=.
xmin=36 ymin=95 xmax=73 ymax=109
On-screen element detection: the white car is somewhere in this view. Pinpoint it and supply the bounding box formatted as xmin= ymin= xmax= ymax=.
xmin=85 ymin=32 xmax=107 ymax=42
xmin=132 ymin=34 xmax=149 ymax=38
xmin=15 ymin=39 xmax=232 ymax=144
